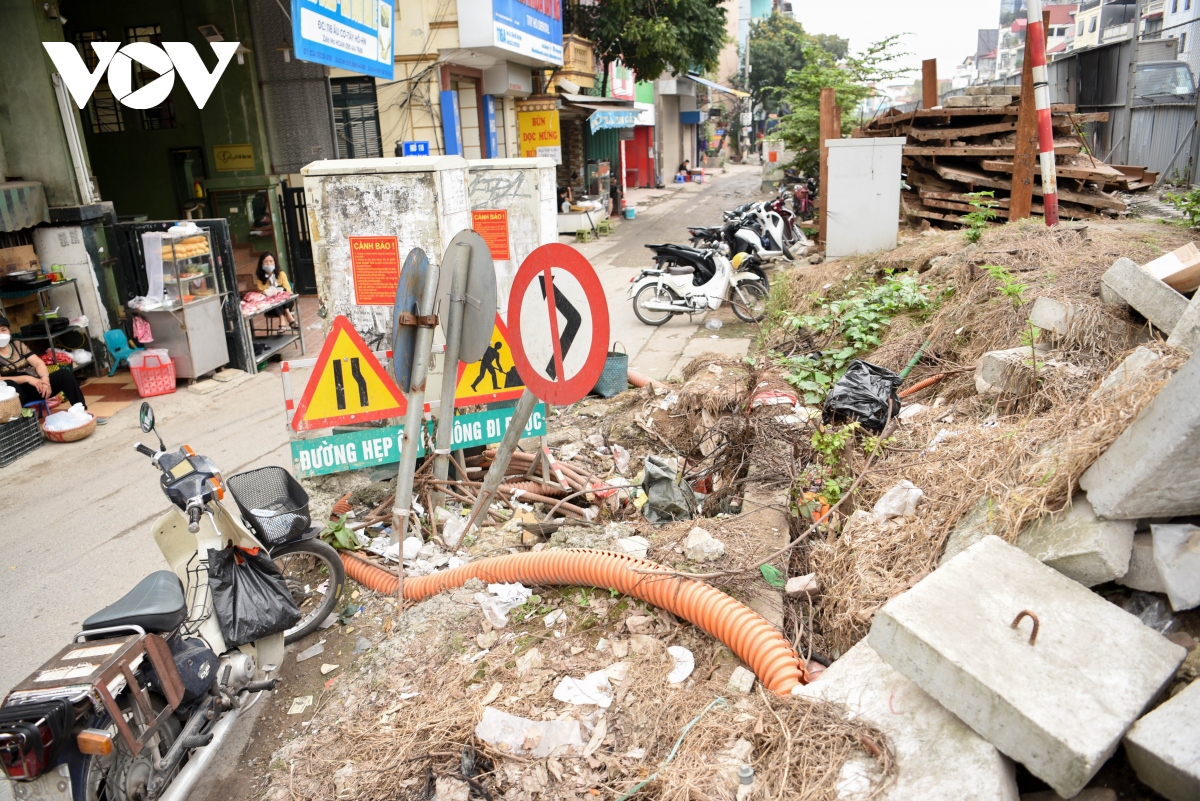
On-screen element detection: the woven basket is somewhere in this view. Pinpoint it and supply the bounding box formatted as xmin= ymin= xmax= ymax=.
xmin=0 ymin=394 xmax=20 ymax=423
xmin=593 ymin=342 xmax=629 ymax=398
xmin=42 ymin=415 xmax=97 ymax=443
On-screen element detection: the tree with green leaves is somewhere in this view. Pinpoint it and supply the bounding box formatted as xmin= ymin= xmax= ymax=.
xmin=570 ymin=0 xmax=728 ymax=91
xmin=774 ymin=35 xmax=911 ymax=174
xmin=742 ymin=13 xmax=848 ymax=113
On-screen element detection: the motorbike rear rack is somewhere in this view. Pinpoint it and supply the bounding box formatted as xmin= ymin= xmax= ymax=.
xmin=5 ymin=633 xmax=184 ymax=756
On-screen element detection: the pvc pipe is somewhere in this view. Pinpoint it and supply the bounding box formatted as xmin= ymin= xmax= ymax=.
xmin=627 ymin=368 xmax=663 ymax=389
xmin=342 ymin=550 xmax=808 ymax=694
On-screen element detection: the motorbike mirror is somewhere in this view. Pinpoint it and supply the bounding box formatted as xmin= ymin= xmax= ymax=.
xmin=139 ymin=402 xmax=155 ymax=433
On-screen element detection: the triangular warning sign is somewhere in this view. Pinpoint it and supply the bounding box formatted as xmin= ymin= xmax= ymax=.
xmin=453 ymin=315 xmax=525 ymax=408
xmin=292 ymin=316 xmax=407 ymax=431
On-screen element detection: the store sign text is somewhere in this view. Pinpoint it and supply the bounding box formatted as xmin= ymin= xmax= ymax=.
xmin=43 ymin=41 xmax=239 ymax=110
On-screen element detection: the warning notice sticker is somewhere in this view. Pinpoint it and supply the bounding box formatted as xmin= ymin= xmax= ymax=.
xmin=471 ymin=209 xmax=511 ymax=261
xmin=349 ymin=235 xmax=401 ymax=305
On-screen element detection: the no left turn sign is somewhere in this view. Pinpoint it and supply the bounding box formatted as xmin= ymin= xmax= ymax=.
xmin=508 ymin=244 xmax=610 ymax=406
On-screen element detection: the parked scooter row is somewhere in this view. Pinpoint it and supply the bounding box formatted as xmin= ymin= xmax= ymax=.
xmin=687 ymin=187 xmax=809 ymax=263
xmin=0 ymin=403 xmax=345 ymax=801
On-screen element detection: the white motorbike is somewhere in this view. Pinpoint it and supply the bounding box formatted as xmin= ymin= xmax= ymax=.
xmin=629 ymin=250 xmax=769 ymax=326
xmin=0 ymin=403 xmax=345 ymax=801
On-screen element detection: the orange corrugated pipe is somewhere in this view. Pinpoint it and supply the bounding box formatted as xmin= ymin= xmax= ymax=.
xmin=341 ymin=549 xmax=808 ymax=694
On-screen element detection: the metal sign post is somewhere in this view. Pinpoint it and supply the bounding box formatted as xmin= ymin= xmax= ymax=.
xmin=431 ymin=231 xmax=497 ymax=516
xmin=391 ymin=248 xmax=440 ymax=600
xmin=467 ymin=243 xmax=610 ymax=530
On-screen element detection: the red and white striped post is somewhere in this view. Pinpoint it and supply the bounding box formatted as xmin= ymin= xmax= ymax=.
xmin=1026 ymin=0 xmax=1059 ymax=226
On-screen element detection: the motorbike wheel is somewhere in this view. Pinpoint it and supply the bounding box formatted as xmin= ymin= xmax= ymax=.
xmin=782 ymin=243 xmax=795 ymax=262
xmin=730 ymin=280 xmax=769 ymax=323
xmin=81 ymin=695 xmax=181 ymax=800
xmin=632 ymin=283 xmax=678 ymax=326
xmin=273 ymin=539 xmax=347 ymax=644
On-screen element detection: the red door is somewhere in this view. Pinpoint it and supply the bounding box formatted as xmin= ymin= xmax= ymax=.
xmin=629 ymin=126 xmax=655 ymax=188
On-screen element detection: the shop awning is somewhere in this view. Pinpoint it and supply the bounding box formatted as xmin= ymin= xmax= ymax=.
xmin=686 ymin=74 xmax=748 ymax=98
xmin=0 ymin=182 xmax=49 ymax=233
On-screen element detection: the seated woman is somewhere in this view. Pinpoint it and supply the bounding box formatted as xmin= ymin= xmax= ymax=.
xmin=677 ymin=159 xmax=691 ymax=180
xmin=254 ymin=252 xmax=298 ymax=329
xmin=0 ymin=313 xmax=86 ymax=408
xmin=556 ymin=184 xmax=573 ymax=213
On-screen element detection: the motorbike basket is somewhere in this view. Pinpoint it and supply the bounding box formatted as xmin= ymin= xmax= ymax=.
xmin=225 ymin=467 xmax=311 ymax=546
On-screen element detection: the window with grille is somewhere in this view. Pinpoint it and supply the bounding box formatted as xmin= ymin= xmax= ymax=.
xmin=331 ymin=77 xmax=383 ymax=159
xmin=124 ymin=25 xmax=177 ymax=129
xmin=72 ymin=30 xmax=124 ymax=133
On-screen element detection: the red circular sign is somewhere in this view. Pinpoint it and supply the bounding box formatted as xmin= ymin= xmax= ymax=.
xmin=507 ymin=244 xmax=610 ymax=406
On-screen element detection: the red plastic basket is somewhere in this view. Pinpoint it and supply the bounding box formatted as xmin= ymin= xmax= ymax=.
xmin=130 ymin=354 xmax=177 ymax=398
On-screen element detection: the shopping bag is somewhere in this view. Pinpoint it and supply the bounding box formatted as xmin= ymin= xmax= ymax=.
xmin=207 ymin=544 xmax=302 ymax=647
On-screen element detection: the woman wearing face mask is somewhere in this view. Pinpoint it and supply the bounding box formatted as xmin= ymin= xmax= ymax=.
xmin=254 ymin=252 xmax=298 ymax=329
xmin=0 ymin=313 xmax=87 ymax=408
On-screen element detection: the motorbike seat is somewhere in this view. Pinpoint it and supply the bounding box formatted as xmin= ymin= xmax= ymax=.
xmin=83 ymin=571 xmax=187 ymax=634
xmin=665 ymin=264 xmax=694 ymax=276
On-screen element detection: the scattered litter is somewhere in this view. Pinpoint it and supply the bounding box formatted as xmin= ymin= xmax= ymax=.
xmin=642 ymin=455 xmax=697 ymax=522
xmin=296 ymin=641 xmax=325 ymax=662
xmin=402 ymin=536 xmax=423 ymax=561
xmin=543 ymin=608 xmax=566 ymax=628
xmin=822 ymin=360 xmax=903 ymax=432
xmin=582 ymin=715 xmax=607 ymax=757
xmin=872 ymin=480 xmax=924 ymax=521
xmin=516 ymin=647 xmax=544 ymax=677
xmin=287 ymin=696 xmax=313 ymax=715
xmin=475 ymin=706 xmax=584 ymax=758
xmin=467 ymin=649 xmax=490 ymax=663
xmin=553 ymin=669 xmax=614 ymax=707
xmin=475 ymin=582 xmax=533 ymax=628
xmin=615 ymin=535 xmax=650 ymax=559
xmin=667 ymin=646 xmax=695 ymax=684
xmin=354 ymin=636 xmax=372 ymax=654
xmin=442 ymin=515 xmax=469 ymax=548
xmin=596 ymin=638 xmax=610 ymax=652
xmin=898 ymin=403 xmax=926 ymax=420
xmin=320 ymin=663 xmax=339 ymax=675
xmin=759 ymin=564 xmax=787 ymax=588
xmin=612 ymin=443 xmax=631 ymax=474
xmin=317 ymin=614 xmax=337 ymax=630
xmin=727 ymin=666 xmax=755 ymax=694
xmin=1122 ymin=591 xmax=1178 ymax=635
xmin=480 ymin=682 xmax=502 ymax=706
xmin=705 ymin=319 xmax=723 ymax=330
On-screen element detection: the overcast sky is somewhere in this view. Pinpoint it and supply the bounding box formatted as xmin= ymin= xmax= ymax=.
xmin=791 ymin=0 xmax=1002 ymax=81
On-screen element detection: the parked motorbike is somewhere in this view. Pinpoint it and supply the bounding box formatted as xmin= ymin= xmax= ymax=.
xmin=765 ymin=189 xmax=807 ymax=250
xmin=0 ymin=403 xmax=345 ymax=801
xmin=629 ymin=249 xmax=769 ymax=326
xmin=660 ymin=238 xmax=771 ymax=289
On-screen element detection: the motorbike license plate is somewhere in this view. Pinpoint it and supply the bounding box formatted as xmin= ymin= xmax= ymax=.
xmin=10 ymin=765 xmax=72 ymax=799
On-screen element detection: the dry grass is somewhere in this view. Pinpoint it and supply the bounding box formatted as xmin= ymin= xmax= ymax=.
xmin=774 ymin=218 xmax=1194 ymax=658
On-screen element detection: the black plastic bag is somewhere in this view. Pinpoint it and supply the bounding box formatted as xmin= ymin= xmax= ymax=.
xmin=207 ymin=544 xmax=302 ymax=647
xmin=822 ymin=360 xmax=903 ymax=432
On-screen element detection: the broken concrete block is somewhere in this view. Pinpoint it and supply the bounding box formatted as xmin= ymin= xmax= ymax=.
xmin=1029 ymin=297 xmax=1074 ymax=336
xmin=1080 ymin=354 xmax=1200 ymax=518
xmin=1119 ymin=533 xmax=1168 ymax=593
xmin=1123 ymin=679 xmax=1200 ymax=801
xmin=683 ymin=526 xmax=725 ymax=561
xmin=966 ymin=84 xmax=1021 ymax=96
xmin=1152 ymin=524 xmax=1200 ymax=611
xmin=1099 ymin=257 xmax=1188 ymax=333
xmin=794 ymin=641 xmax=1019 ymax=800
xmin=975 ymin=345 xmax=1047 ymax=396
xmin=1090 ymin=346 xmax=1165 ymax=399
xmin=946 ymin=94 xmax=1013 ymax=107
xmin=727 ymin=666 xmax=755 ymax=693
xmin=785 ymin=573 xmax=819 ymax=598
xmin=1015 ymin=493 xmax=1135 ymax=587
xmin=868 ymin=535 xmax=1186 ymax=798
xmin=1166 ymin=290 xmax=1200 ymax=354
xmin=940 ymin=496 xmax=999 ymax=566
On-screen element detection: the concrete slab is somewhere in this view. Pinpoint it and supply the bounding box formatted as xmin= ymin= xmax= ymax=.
xmin=1015 ymin=493 xmax=1135 ymax=587
xmin=868 ymin=535 xmax=1187 ymax=798
xmin=1119 ymin=533 xmax=1168 ymax=593
xmin=945 ymin=94 xmax=1013 ymax=107
xmin=1151 ymin=524 xmax=1200 ymax=611
xmin=966 ymin=85 xmax=1021 ymax=96
xmin=739 ymin=488 xmax=789 ymax=631
xmin=793 ymin=641 xmax=1019 ymax=801
xmin=667 ymin=334 xmax=751 ymax=381
xmin=940 ymin=496 xmax=999 ymax=566
xmin=1099 ymin=257 xmax=1188 ymax=333
xmin=1124 ymin=679 xmax=1200 ymax=801
xmin=1090 ymin=346 xmax=1165 ymax=400
xmin=1029 ymin=297 xmax=1074 ymax=336
xmin=1166 ymin=289 xmax=1200 ymax=353
xmin=975 ymin=345 xmax=1053 ymax=396
xmin=1080 ymin=354 xmax=1200 ymax=518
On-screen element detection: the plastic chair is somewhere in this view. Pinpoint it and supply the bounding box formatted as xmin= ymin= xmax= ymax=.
xmin=104 ymin=329 xmax=144 ymax=377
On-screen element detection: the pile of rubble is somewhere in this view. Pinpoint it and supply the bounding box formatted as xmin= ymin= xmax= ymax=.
xmin=265 ymin=218 xmax=1200 ymax=800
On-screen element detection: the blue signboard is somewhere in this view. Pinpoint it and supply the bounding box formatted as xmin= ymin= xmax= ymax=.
xmin=483 ymin=95 xmax=498 ymax=158
xmin=491 ymin=0 xmax=563 ymax=64
xmin=292 ymin=0 xmax=395 ymax=80
xmin=441 ymin=90 xmax=462 ymax=156
xmin=402 ymin=141 xmax=430 ymax=157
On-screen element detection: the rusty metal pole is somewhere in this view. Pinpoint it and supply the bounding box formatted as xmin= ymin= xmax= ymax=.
xmin=430 ymin=242 xmax=471 ymax=516
xmin=392 ymin=260 xmax=441 ymax=603
xmin=818 ymin=88 xmax=836 ymax=246
xmin=1012 ymin=9 xmax=1052 ymax=221
xmin=921 ymin=59 xmax=938 ymax=109
xmin=466 ymin=387 xmax=539 ymax=532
